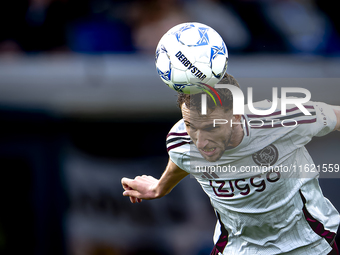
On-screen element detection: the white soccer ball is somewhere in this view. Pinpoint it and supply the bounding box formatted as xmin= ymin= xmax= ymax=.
xmin=155 ymin=22 xmax=228 ymax=94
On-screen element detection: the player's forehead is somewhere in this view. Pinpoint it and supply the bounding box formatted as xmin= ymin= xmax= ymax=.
xmin=181 ymin=103 xmax=231 ymax=125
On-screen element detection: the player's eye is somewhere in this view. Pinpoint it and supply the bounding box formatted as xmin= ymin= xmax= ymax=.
xmin=188 ymin=126 xmax=197 ymax=132
xmin=205 ymin=126 xmax=217 ymax=131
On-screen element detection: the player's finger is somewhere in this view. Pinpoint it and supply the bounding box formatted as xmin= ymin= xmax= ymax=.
xmin=137 ymin=198 xmax=142 ymax=203
xmin=121 ymin=177 xmax=139 ymax=190
xmin=130 ymin=196 xmax=137 ymax=203
xmin=122 ymin=183 xmax=131 ymax=190
xmin=121 ymin=177 xmax=133 ymax=186
xmin=123 ymin=189 xmax=140 ymax=198
xmin=126 ymin=187 xmax=138 ymax=203
xmin=121 ymin=185 xmax=139 ymax=203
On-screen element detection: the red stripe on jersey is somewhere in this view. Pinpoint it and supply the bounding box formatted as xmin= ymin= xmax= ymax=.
xmin=300 ymin=191 xmax=337 ymax=249
xmin=247 ymin=105 xmax=315 ymax=118
xmin=210 ymin=212 xmax=229 ymax=255
xmin=166 ymin=132 xmax=188 ymax=138
xmin=167 ymin=141 xmax=190 ymax=152
xmin=329 ymin=242 xmax=339 ymax=255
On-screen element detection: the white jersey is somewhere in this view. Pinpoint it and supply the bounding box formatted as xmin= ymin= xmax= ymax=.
xmin=166 ymin=100 xmax=339 ymax=255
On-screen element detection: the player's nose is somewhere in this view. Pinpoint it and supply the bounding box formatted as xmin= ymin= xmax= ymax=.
xmin=196 ymin=130 xmax=209 ymax=149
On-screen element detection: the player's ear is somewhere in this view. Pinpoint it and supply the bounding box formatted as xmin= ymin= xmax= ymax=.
xmin=231 ymin=115 xmax=242 ymax=127
xmin=232 ymin=115 xmax=242 ymax=123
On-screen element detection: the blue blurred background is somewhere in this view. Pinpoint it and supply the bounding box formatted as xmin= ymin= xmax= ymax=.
xmin=0 ymin=0 xmax=339 ymax=254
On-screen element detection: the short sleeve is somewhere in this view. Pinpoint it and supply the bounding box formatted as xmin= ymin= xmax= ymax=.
xmin=166 ymin=119 xmax=191 ymax=173
xmin=312 ymin=102 xmax=337 ymax=137
xmin=245 ymin=99 xmax=337 ymax=148
xmin=286 ymin=101 xmax=337 ymax=148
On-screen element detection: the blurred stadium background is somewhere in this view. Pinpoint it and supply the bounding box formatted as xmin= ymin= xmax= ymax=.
xmin=0 ymin=0 xmax=339 ymax=254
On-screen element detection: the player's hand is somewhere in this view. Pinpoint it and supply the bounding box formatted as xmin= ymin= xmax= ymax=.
xmin=121 ymin=175 xmax=159 ymax=203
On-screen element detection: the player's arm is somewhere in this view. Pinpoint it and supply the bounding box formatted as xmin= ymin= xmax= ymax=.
xmin=331 ymin=105 xmax=340 ymax=131
xmin=121 ymin=158 xmax=189 ymax=203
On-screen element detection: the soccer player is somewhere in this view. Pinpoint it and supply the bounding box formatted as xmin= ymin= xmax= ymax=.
xmin=121 ymin=74 xmax=340 ymax=254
